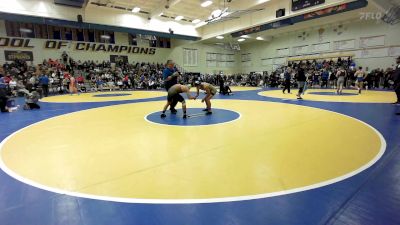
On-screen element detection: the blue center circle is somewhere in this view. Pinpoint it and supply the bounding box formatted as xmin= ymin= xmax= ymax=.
xmin=309 ymin=92 xmax=358 ymax=96
xmin=93 ymin=93 xmax=132 ymax=97
xmin=146 ymin=108 xmax=240 ymax=126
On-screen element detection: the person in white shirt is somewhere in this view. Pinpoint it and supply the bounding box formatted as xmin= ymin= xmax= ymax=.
xmin=9 ymin=77 xmax=17 ymax=90
xmin=354 ymin=67 xmax=365 ymax=94
xmin=336 ymin=67 xmax=347 ymax=95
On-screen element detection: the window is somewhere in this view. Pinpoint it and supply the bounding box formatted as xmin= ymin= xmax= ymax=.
xmin=5 ymin=21 xmax=12 ymax=37
xmin=88 ymin=29 xmax=95 ymax=42
xmin=158 ymin=38 xmax=163 ymax=47
xmin=71 ymin=28 xmax=78 ymax=41
xmin=20 ymin=23 xmax=35 ymax=38
xmin=104 ymin=31 xmax=115 ymax=44
xmin=3 ymin=21 xmax=126 ymax=46
xmin=95 ymin=30 xmax=103 ymax=43
xmin=47 ymin=26 xmax=53 ymax=39
xmin=48 ymin=26 xmax=61 ymax=40
xmin=150 ymin=39 xmax=157 ymax=47
xmin=146 ymin=36 xmax=171 ymax=48
xmin=129 ymin=34 xmax=137 ymax=46
xmin=5 ymin=21 xmax=44 ymax=38
xmin=5 ymin=21 xmax=21 ymax=37
xmin=77 ymin=29 xmax=85 ymax=41
xmin=156 ymin=37 xmax=171 ymax=48
xmin=166 ymin=39 xmax=171 ymax=48
xmin=34 ymin=24 xmax=48 ymax=39
xmin=63 ymin=27 xmax=73 ymax=40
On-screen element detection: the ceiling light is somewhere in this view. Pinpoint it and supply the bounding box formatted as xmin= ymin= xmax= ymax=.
xmin=256 ymin=37 xmax=264 ymax=40
xmin=175 ymin=16 xmax=183 ymax=21
xmin=192 ymin=19 xmax=201 ymax=24
xmin=132 ymin=7 xmax=140 ymax=13
xmin=241 ymin=35 xmax=249 ymax=38
xmin=238 ymin=38 xmax=245 ymax=42
xmin=201 ymin=0 xmax=213 ymax=7
xmin=100 ymin=35 xmax=111 ymax=39
xmin=216 ymin=36 xmax=224 ymax=39
xmin=159 ymin=12 xmax=164 ymax=16
xmin=211 ymin=9 xmax=222 ymax=18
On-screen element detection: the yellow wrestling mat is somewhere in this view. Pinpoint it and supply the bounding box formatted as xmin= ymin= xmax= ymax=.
xmin=40 ymin=91 xmax=166 ymax=103
xmin=259 ymin=89 xmax=396 ymax=103
xmin=0 ymin=100 xmax=384 ymax=202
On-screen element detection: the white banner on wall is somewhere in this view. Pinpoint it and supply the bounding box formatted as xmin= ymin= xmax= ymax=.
xmin=207 ymin=53 xmax=217 ymax=60
xmin=227 ymin=61 xmax=235 ymax=67
xmin=357 ymin=48 xmax=388 ymax=58
xmin=241 ymin=53 xmax=251 ymax=62
xmin=206 ymin=52 xmax=235 ymax=68
xmin=310 ymin=42 xmax=331 ymax=53
xmin=261 ymin=58 xmax=273 ymax=66
xmin=217 ymin=61 xmax=226 ymax=67
xmin=207 ymin=60 xmax=217 ymax=67
xmin=242 ymin=61 xmax=251 ymax=67
xmin=292 ymin=45 xmax=309 ymax=56
xmin=333 ymin=39 xmax=356 ymax=50
xmin=388 ymin=47 xmax=400 ymax=57
xmin=273 ymin=57 xmax=287 ymax=65
xmin=276 ymin=48 xmax=290 ymax=57
xmin=183 ymin=48 xmax=198 ymax=67
xmin=360 ymin=35 xmax=385 ymax=48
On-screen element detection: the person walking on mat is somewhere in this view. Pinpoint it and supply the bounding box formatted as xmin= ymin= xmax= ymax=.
xmin=296 ymin=65 xmax=307 ymax=100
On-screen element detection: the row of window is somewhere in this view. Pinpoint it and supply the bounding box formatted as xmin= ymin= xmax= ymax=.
xmin=5 ymin=21 xmax=116 ymax=43
xmin=5 ymin=21 xmax=171 ymax=48
xmin=150 ymin=37 xmax=171 ymax=48
xmin=128 ymin=34 xmax=171 ymax=48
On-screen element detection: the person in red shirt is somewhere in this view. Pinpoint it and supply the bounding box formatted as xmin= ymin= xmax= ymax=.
xmin=3 ymin=74 xmax=11 ymax=84
xmin=76 ymin=74 xmax=84 ymax=84
xmin=76 ymin=74 xmax=85 ymax=92
xmin=123 ymin=75 xmax=129 ymax=89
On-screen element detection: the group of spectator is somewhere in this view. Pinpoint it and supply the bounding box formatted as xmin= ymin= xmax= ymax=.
xmin=276 ymin=56 xmax=400 ymax=102
xmin=1 ymin=54 xmax=400 ymax=113
xmin=0 ymin=57 xmax=175 ymax=95
xmin=0 ymin=56 xmax=186 ymax=112
xmin=271 ymin=57 xmax=397 ymax=90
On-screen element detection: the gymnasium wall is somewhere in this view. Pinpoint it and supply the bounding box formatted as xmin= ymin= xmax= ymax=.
xmin=0 ymin=22 xmax=171 ymax=65
xmin=1 ymin=19 xmax=399 ymax=75
xmin=0 ymin=19 xmax=239 ymax=74
xmin=201 ymin=0 xmax=348 ymax=40
xmin=240 ymin=19 xmax=400 ymax=73
xmin=168 ymin=39 xmax=240 ymax=75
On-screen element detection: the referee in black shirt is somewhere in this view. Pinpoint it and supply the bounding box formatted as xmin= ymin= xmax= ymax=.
xmin=296 ymin=65 xmax=307 ymax=100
